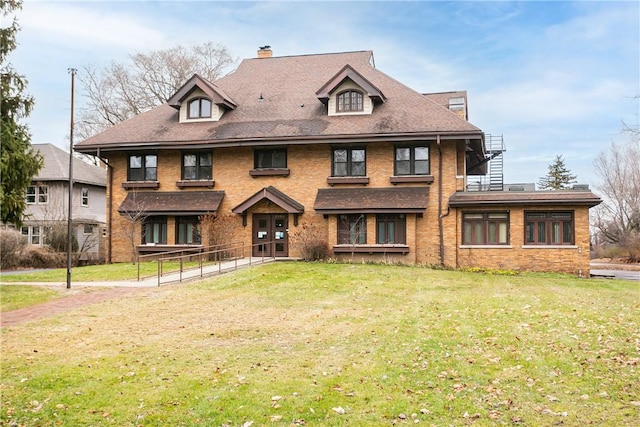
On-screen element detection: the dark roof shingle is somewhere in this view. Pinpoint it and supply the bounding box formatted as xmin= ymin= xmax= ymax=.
xmin=75 ymin=51 xmax=482 ymax=153
xmin=314 ymin=187 xmax=430 ymax=213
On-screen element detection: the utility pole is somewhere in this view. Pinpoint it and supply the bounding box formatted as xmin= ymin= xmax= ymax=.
xmin=67 ymin=68 xmax=77 ymax=289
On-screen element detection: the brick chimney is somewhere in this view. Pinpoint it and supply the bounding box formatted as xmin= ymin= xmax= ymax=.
xmin=257 ymin=45 xmax=272 ymax=58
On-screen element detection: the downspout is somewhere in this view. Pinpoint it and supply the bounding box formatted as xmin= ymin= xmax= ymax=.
xmin=97 ymin=148 xmax=113 ymax=264
xmin=437 ymin=136 xmax=445 ymax=266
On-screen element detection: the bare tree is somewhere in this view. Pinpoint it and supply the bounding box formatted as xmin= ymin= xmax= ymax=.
xmin=77 ymin=42 xmax=237 ymax=140
xmin=115 ymin=191 xmax=149 ymax=264
xmin=592 ymin=138 xmax=640 ymax=261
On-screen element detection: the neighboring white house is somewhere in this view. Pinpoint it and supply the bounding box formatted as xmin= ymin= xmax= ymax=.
xmin=21 ymin=144 xmax=107 ymax=263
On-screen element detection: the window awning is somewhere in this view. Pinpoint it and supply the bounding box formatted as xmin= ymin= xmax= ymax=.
xmin=118 ymin=191 xmax=224 ymax=216
xmin=232 ymin=186 xmax=304 ymax=214
xmin=448 ymin=190 xmax=602 ymax=207
xmin=314 ymin=187 xmax=429 ymax=214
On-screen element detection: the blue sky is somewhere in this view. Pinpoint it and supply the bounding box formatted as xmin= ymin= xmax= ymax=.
xmin=6 ymin=0 xmax=639 ymax=186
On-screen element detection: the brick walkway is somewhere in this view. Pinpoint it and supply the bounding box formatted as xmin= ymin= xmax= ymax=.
xmin=1 ymin=287 xmax=143 ymax=328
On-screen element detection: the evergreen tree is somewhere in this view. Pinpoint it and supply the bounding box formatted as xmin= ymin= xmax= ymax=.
xmin=1 ymin=0 xmax=43 ymax=226
xmin=538 ymin=155 xmax=577 ymax=190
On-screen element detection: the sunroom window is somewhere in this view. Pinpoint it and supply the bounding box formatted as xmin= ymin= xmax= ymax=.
xmin=462 ymin=212 xmax=509 ymax=245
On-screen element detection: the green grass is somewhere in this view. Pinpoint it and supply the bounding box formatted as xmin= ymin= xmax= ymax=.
xmin=0 ymin=260 xmax=201 ymax=283
xmin=1 ymin=262 xmax=638 ymax=426
xmin=0 ymin=285 xmax=62 ymax=312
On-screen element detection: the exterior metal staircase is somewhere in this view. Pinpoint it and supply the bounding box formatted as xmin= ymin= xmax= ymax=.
xmin=467 ymin=134 xmax=506 ymax=192
xmin=487 ymin=134 xmax=505 ymax=191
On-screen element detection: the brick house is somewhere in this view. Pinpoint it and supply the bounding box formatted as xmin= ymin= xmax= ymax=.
xmin=74 ymin=48 xmax=601 ymax=274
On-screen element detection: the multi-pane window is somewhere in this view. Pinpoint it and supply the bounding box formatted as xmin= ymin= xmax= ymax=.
xmin=176 ymin=216 xmax=201 ymax=244
xmin=128 ymin=154 xmax=157 ymax=181
xmin=37 ymin=185 xmax=48 ymax=204
xmin=182 ymin=152 xmax=212 ymax=180
xmin=21 ymin=226 xmax=41 ymax=245
xmin=83 ymin=224 xmax=94 ymax=234
xmin=26 ymin=186 xmax=36 ymax=204
xmin=395 ymin=146 xmax=430 ymax=175
xmin=26 ymin=185 xmax=48 ymax=204
xmin=525 ymin=211 xmax=574 ymax=245
xmin=463 ymin=212 xmax=509 ymax=245
xmin=188 ymin=98 xmax=212 ymax=119
xmin=333 ymin=148 xmax=365 ymax=177
xmin=254 ymin=148 xmax=287 ymax=169
xmin=338 ymin=214 xmax=367 ymax=244
xmin=337 ymin=90 xmax=363 ymax=112
xmin=376 ymin=214 xmax=406 ymax=244
xmin=142 ymin=216 xmax=167 ymax=244
xmin=81 ymin=188 xmax=89 ymax=206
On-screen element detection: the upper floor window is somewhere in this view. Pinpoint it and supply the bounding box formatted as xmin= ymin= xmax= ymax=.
xmin=128 ymin=154 xmax=157 ymax=181
xmin=337 ymin=90 xmax=363 ymax=112
xmin=176 ymin=216 xmax=201 ymax=244
xmin=395 ymin=146 xmax=430 ymax=175
xmin=333 ymin=148 xmax=365 ymax=177
xmin=463 ymin=212 xmax=509 ymax=245
xmin=188 ymin=98 xmax=212 ymax=119
xmin=182 ymin=152 xmax=212 ymax=180
xmin=525 ymin=211 xmax=574 ymax=245
xmin=142 ymin=216 xmax=167 ymax=244
xmin=81 ymin=188 xmax=89 ymax=206
xmin=254 ymin=148 xmax=287 ymax=169
xmin=376 ymin=214 xmax=406 ymax=244
xmin=338 ymin=214 xmax=367 ymax=244
xmin=26 ymin=185 xmax=48 ymax=204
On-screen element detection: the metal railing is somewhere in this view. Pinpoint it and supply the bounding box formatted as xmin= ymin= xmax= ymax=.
xmin=136 ymin=240 xmax=278 ymax=286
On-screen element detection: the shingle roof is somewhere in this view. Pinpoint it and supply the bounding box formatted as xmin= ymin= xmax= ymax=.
xmin=448 ymin=190 xmax=602 ymax=207
xmin=75 ymin=51 xmax=482 ymax=153
xmin=232 ymin=186 xmax=304 ymax=214
xmin=33 ymin=143 xmax=106 ymax=187
xmin=314 ymin=187 xmax=430 ymax=213
xmin=118 ymin=191 xmax=224 ymax=215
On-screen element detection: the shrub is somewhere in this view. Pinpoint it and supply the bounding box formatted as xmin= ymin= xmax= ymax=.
xmin=19 ymin=246 xmax=66 ymax=269
xmin=290 ymin=222 xmax=331 ymax=261
xmin=44 ymin=224 xmax=78 ymax=253
xmin=0 ymin=229 xmax=27 ymax=269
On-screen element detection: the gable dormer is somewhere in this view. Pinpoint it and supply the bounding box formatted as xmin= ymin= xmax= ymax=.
xmin=167 ymin=74 xmax=237 ymax=123
xmin=316 ymin=65 xmax=385 ymax=116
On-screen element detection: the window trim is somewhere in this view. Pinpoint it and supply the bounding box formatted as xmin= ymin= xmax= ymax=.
xmin=337 ymin=214 xmax=367 ymax=245
xmin=142 ymin=216 xmax=167 ymax=245
xmin=394 ymin=145 xmax=430 ymax=176
xmin=524 ymin=211 xmax=574 ymax=246
xmin=175 ymin=216 xmax=201 ymax=245
xmin=127 ymin=153 xmax=158 ymax=182
xmin=332 ymin=147 xmax=366 ymax=177
xmin=21 ymin=225 xmax=42 ymax=245
xmin=376 ymin=214 xmax=406 ymax=245
xmin=187 ymin=98 xmax=212 ymax=119
xmin=462 ymin=212 xmax=510 ymax=246
xmin=81 ymin=187 xmax=89 ymax=207
xmin=181 ymin=151 xmax=213 ymax=181
xmin=336 ymin=90 xmax=364 ymax=113
xmin=253 ymin=148 xmax=288 ymax=170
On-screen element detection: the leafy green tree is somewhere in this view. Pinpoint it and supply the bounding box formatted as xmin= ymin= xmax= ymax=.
xmin=538 ymin=154 xmax=577 ymax=190
xmin=1 ymin=0 xmax=43 ymax=226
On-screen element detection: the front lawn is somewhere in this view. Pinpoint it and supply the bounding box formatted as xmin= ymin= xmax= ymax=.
xmin=1 ymin=262 xmax=638 ymax=426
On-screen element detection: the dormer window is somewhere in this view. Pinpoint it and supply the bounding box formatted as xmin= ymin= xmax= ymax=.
xmin=337 ymin=90 xmax=363 ymax=113
xmin=188 ymin=98 xmax=212 ymax=119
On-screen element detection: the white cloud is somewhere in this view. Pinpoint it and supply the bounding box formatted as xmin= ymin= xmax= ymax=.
xmin=20 ymin=2 xmax=166 ymax=52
